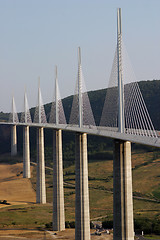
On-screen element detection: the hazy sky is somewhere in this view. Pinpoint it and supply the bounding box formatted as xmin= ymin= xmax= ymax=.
xmin=0 ymin=0 xmax=160 ymax=112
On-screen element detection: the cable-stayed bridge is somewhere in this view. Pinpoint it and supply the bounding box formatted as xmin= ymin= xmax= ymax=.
xmin=0 ymin=8 xmax=159 ymax=240
xmin=2 ymin=43 xmax=159 ymax=147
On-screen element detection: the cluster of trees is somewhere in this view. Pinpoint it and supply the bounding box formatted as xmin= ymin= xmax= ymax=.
xmin=45 ymin=221 xmax=76 ymax=229
xmin=45 ymin=218 xmax=160 ymax=235
xmin=46 ymin=221 xmax=98 ymax=230
xmin=134 ymin=218 xmax=160 ymax=235
xmin=0 ymin=200 xmax=10 ymax=205
xmin=102 ymin=218 xmax=160 ymax=235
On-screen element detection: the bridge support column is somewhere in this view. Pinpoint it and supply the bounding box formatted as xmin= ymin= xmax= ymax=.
xmin=23 ymin=126 xmax=30 ymax=178
xmin=53 ymin=129 xmax=65 ymax=231
xmin=113 ymin=140 xmax=134 ymax=240
xmin=11 ymin=125 xmax=17 ymax=156
xmin=75 ymin=133 xmax=90 ymax=240
xmin=36 ymin=127 xmax=46 ymax=204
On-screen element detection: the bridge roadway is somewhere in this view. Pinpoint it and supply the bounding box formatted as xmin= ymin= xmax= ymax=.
xmin=0 ymin=121 xmax=160 ymax=148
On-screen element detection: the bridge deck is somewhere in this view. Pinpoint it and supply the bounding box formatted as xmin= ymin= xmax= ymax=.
xmin=1 ymin=122 xmax=160 ymax=148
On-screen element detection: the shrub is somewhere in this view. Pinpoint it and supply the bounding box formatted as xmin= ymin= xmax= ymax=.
xmin=90 ymin=221 xmax=94 ymax=229
xmin=134 ymin=218 xmax=160 ymax=235
xmin=69 ymin=221 xmax=75 ymax=228
xmin=102 ymin=220 xmax=113 ymax=229
xmin=45 ymin=222 xmax=52 ymax=229
xmin=65 ymin=221 xmax=70 ymax=228
xmin=153 ymin=221 xmax=160 ymax=235
xmin=134 ymin=218 xmax=152 ymax=234
xmin=65 ymin=221 xmax=75 ymax=228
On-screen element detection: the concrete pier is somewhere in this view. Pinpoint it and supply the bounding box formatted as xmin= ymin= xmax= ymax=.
xmin=113 ymin=140 xmax=134 ymax=240
xmin=23 ymin=126 xmax=30 ymax=178
xmin=11 ymin=125 xmax=17 ymax=156
xmin=53 ymin=129 xmax=65 ymax=231
xmin=36 ymin=127 xmax=46 ymax=204
xmin=75 ymin=133 xmax=90 ymax=240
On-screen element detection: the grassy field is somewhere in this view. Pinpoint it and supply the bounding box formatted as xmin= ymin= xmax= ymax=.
xmin=144 ymin=235 xmax=160 ymax=239
xmin=0 ymin=149 xmax=159 ymax=229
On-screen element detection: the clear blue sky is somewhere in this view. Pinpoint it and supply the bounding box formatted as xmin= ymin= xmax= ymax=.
xmin=0 ymin=0 xmax=160 ymax=112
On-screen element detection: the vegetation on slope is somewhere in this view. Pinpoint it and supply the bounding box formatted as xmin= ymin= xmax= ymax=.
xmin=0 ymin=150 xmax=159 ymax=234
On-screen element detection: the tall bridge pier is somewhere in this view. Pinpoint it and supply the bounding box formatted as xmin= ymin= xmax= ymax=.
xmin=75 ymin=133 xmax=90 ymax=240
xmin=36 ymin=127 xmax=46 ymax=204
xmin=11 ymin=125 xmax=17 ymax=156
xmin=53 ymin=129 xmax=65 ymax=231
xmin=113 ymin=140 xmax=134 ymax=240
xmin=10 ymin=96 xmax=18 ymax=156
xmin=23 ymin=126 xmax=30 ymax=178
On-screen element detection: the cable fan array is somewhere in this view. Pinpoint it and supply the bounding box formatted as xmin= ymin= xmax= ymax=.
xmin=100 ymin=41 xmax=157 ymax=138
xmin=69 ymin=48 xmax=96 ymax=127
xmin=8 ymin=45 xmax=157 ymax=138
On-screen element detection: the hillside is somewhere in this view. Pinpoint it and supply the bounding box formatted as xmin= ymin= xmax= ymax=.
xmin=0 ymin=79 xmax=160 ymax=164
xmin=0 ymin=161 xmax=36 ymax=205
xmin=0 ymin=79 xmax=159 ymax=126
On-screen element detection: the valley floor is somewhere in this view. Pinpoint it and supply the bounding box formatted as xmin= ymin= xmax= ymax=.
xmin=0 ymin=229 xmax=113 ymax=239
xmin=0 ymin=151 xmax=159 ymax=239
xmin=0 ymin=162 xmax=113 ymax=239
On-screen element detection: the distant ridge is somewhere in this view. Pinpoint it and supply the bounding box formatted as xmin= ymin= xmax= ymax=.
xmin=0 ymin=79 xmax=160 ymax=156
xmin=0 ymin=79 xmax=160 ymax=129
xmin=44 ymin=79 xmax=160 ymax=129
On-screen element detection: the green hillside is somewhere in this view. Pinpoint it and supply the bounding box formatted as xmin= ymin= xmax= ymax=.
xmin=0 ymin=80 xmax=160 ymax=127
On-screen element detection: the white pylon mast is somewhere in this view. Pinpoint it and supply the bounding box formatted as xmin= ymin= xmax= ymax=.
xmin=78 ymin=47 xmax=82 ymax=128
xmin=12 ymin=96 xmax=15 ymax=123
xmin=38 ymin=77 xmax=41 ymax=124
xmin=117 ymin=8 xmax=124 ymax=133
xmin=24 ymin=88 xmax=27 ymax=123
xmin=55 ymin=66 xmax=59 ymax=125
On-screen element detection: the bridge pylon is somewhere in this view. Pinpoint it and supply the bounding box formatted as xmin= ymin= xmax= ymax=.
xmin=113 ymin=8 xmax=134 ymax=240
xmin=117 ymin=8 xmax=124 ymax=134
xmin=21 ymin=90 xmax=32 ymax=178
xmin=34 ymin=78 xmax=47 ymax=124
xmin=69 ymin=47 xmax=95 ymax=127
xmin=49 ymin=66 xmax=66 ymax=125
